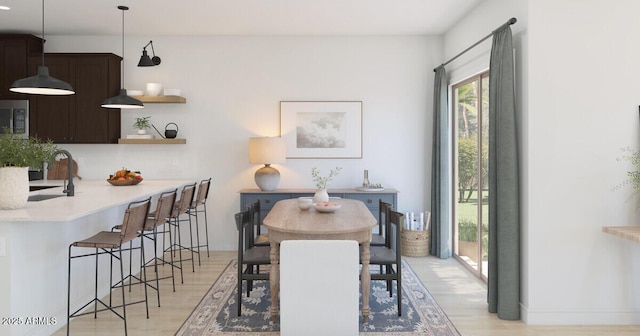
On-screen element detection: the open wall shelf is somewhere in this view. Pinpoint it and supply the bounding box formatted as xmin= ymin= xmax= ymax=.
xmin=130 ymin=95 xmax=186 ymax=104
xmin=118 ymin=138 xmax=186 ymax=144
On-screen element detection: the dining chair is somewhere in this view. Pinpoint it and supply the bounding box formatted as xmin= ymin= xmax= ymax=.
xmin=235 ymin=209 xmax=270 ymax=316
xmin=371 ymin=200 xmax=392 ymax=246
xmin=247 ymin=200 xmax=269 ymax=246
xmin=368 ymin=209 xmax=404 ymax=316
xmin=67 ymin=197 xmax=151 ymax=336
xmin=188 ymin=178 xmax=212 ymax=258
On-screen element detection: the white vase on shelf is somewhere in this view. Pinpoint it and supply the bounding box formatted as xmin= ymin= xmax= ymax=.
xmin=313 ymin=189 xmax=329 ymax=203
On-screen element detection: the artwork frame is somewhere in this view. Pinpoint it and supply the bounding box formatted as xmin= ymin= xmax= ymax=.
xmin=280 ymin=101 xmax=363 ymax=159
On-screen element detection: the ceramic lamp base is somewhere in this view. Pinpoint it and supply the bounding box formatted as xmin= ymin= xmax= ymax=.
xmin=255 ymin=164 xmax=280 ymax=191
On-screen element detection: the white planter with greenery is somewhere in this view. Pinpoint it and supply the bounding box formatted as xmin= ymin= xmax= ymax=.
xmin=0 ymin=167 xmax=30 ymax=209
xmin=0 ymin=132 xmax=57 ymax=209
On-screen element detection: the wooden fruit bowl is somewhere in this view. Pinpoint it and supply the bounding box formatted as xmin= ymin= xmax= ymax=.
xmin=107 ymin=178 xmax=143 ymax=186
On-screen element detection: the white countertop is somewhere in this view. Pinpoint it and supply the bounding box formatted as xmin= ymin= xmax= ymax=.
xmin=0 ymin=179 xmax=193 ymax=222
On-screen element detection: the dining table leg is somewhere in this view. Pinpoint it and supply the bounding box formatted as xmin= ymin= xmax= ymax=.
xmin=361 ymin=241 xmax=371 ymax=323
xmin=269 ymin=241 xmax=280 ymax=321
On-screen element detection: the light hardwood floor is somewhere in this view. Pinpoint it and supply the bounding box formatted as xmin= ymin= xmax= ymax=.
xmin=53 ymin=251 xmax=640 ymax=335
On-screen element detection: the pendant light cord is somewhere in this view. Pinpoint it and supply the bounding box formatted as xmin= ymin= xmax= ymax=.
xmin=121 ymin=7 xmax=125 ymax=88
xmin=41 ymin=0 xmax=45 ymax=66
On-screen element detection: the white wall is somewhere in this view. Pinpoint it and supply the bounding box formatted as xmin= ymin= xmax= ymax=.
xmin=446 ymin=0 xmax=640 ymax=325
xmin=44 ymin=35 xmax=440 ymax=250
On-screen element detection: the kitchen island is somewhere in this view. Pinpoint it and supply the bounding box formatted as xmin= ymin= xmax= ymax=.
xmin=0 ymin=179 xmax=192 ymax=336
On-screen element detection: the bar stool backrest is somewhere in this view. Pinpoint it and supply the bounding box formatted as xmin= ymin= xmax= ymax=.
xmin=173 ymin=183 xmax=197 ymax=217
xmin=195 ymin=178 xmax=211 ymax=206
xmin=145 ymin=189 xmax=177 ymax=231
xmin=120 ymin=198 xmax=151 ymax=243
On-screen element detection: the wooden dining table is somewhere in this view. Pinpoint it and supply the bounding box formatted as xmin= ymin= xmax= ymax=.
xmin=263 ymin=198 xmax=377 ymax=322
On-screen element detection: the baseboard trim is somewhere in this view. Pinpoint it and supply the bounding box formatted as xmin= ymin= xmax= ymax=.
xmin=521 ymin=304 xmax=640 ymax=325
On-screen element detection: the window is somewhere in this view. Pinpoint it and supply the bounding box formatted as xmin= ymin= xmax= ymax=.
xmin=452 ymin=71 xmax=489 ymax=280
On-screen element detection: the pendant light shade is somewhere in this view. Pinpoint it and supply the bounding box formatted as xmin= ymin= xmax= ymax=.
xmin=10 ymin=0 xmax=75 ymax=96
xmin=101 ymin=89 xmax=144 ymax=109
xmin=11 ymin=66 xmax=75 ymax=95
xmin=101 ymin=5 xmax=143 ymax=109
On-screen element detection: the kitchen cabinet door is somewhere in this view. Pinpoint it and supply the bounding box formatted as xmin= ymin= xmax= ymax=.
xmin=28 ymin=56 xmax=72 ymax=142
xmin=29 ymin=53 xmax=122 ymax=143
xmin=0 ymin=34 xmax=42 ymax=98
xmin=71 ymin=55 xmax=121 ymax=143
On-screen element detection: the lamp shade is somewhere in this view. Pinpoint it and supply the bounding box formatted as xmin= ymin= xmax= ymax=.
xmin=9 ymin=0 xmax=75 ymax=96
xmin=249 ymin=137 xmax=286 ymax=164
xmin=11 ymin=66 xmax=75 ymax=95
xmin=101 ymin=89 xmax=144 ymax=109
xmin=138 ymin=50 xmax=155 ymax=66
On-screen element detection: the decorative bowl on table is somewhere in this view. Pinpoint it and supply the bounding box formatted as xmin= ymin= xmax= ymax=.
xmin=313 ymin=201 xmax=342 ymax=213
xmin=298 ymin=197 xmax=313 ymax=210
xmin=107 ymin=178 xmax=143 ymax=186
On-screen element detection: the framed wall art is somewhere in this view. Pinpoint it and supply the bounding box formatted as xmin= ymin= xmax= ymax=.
xmin=280 ymin=101 xmax=362 ymax=159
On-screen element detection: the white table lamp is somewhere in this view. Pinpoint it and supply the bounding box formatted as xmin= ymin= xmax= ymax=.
xmin=249 ymin=137 xmax=286 ymax=191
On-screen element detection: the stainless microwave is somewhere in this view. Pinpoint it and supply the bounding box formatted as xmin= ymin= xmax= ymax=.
xmin=0 ymin=100 xmax=29 ymax=139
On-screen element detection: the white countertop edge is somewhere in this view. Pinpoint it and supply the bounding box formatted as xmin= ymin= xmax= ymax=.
xmin=1 ymin=179 xmax=194 ymax=222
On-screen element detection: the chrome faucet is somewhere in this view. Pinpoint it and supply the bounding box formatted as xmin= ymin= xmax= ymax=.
xmin=48 ymin=149 xmax=75 ymax=196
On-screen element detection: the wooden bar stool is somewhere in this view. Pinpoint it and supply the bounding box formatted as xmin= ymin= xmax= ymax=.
xmin=66 ymin=198 xmax=151 ymax=336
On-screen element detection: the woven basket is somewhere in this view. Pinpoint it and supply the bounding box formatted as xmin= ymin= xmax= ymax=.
xmin=401 ymin=229 xmax=429 ymax=257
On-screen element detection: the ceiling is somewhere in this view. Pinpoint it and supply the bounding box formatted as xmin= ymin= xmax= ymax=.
xmin=0 ymin=0 xmax=482 ymax=36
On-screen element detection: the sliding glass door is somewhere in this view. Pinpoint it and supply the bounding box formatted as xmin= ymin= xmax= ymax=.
xmin=452 ymin=71 xmax=489 ymax=280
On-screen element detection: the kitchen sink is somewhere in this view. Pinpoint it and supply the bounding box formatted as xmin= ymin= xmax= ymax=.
xmin=29 ymin=185 xmax=60 ymax=192
xmin=27 ymin=194 xmax=66 ymax=202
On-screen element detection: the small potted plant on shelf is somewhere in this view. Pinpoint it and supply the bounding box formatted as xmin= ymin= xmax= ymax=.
xmin=133 ymin=116 xmax=151 ymax=135
xmin=0 ymin=130 xmax=58 ymax=209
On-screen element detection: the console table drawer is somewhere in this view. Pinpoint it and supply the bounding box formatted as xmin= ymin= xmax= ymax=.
xmin=242 ymin=193 xmax=291 ymax=210
xmin=344 ymin=193 xmax=396 ymax=210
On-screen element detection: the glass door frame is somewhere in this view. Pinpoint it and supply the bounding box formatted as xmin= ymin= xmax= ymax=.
xmin=451 ymin=70 xmax=489 ymax=282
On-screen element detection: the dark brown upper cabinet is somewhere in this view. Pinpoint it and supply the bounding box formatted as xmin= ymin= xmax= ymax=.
xmin=28 ymin=53 xmax=122 ymax=143
xmin=0 ymin=34 xmax=43 ymax=99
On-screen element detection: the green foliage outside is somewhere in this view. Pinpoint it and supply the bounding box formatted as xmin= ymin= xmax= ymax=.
xmin=456 ymin=81 xmax=489 ymax=203
xmin=455 ymin=75 xmax=490 ymax=262
xmin=458 ymin=137 xmax=477 ymax=202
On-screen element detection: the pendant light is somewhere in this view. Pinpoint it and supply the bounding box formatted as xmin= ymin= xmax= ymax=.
xmin=10 ymin=0 xmax=75 ymax=95
xmin=101 ymin=5 xmax=143 ymax=109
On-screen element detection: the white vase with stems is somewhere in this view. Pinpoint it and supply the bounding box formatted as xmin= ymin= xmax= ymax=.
xmin=313 ymin=189 xmax=329 ymax=203
xmin=311 ymin=166 xmax=341 ymax=204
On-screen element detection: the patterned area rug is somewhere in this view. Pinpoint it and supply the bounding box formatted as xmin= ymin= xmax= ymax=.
xmin=176 ymin=260 xmax=460 ymax=336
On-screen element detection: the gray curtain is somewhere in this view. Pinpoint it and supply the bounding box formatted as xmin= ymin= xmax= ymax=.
xmin=487 ymin=25 xmax=520 ymax=320
xmin=430 ymin=66 xmax=451 ymax=258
